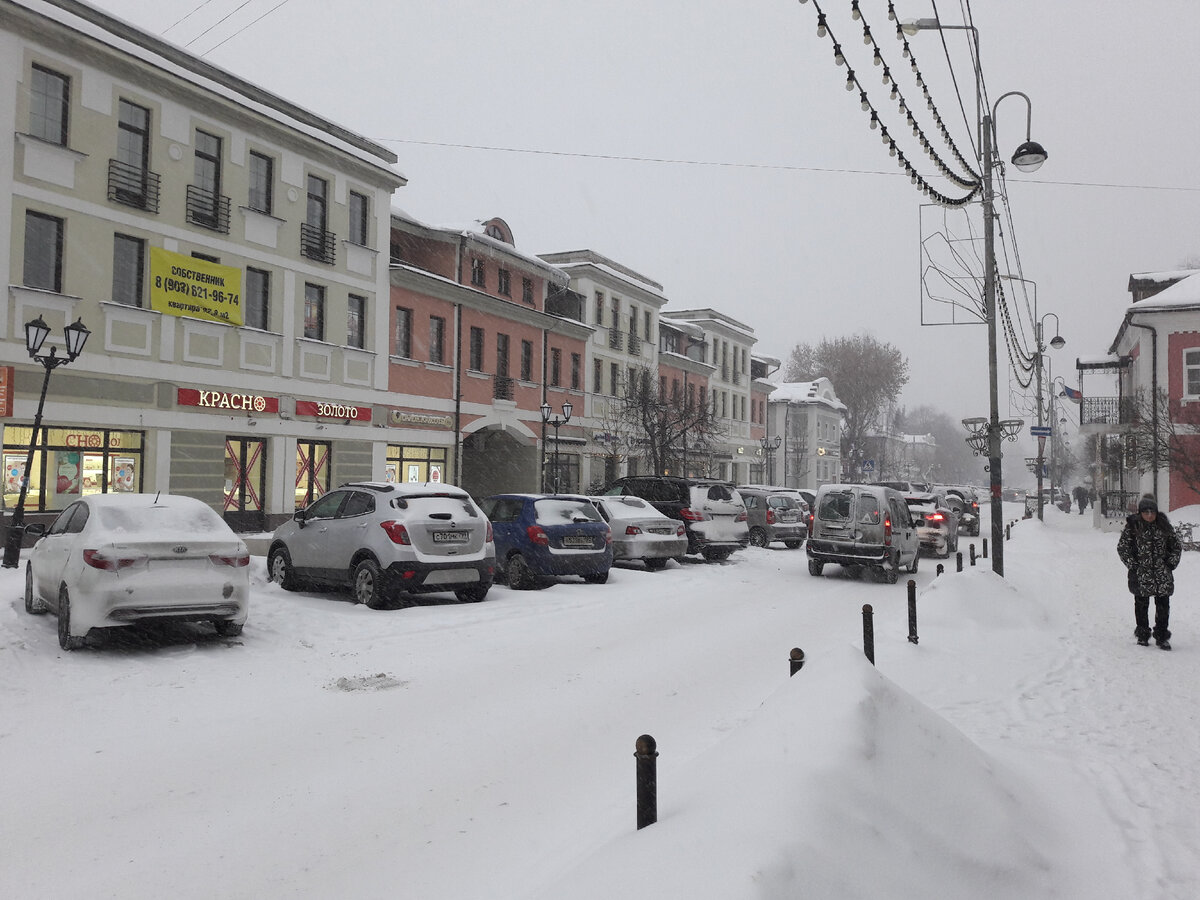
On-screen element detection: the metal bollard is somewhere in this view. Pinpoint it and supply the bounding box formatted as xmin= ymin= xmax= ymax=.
xmin=969 ymin=543 xmax=977 ymax=566
xmin=862 ymin=604 xmax=875 ymax=666
xmin=907 ymin=580 xmax=919 ymax=645
xmin=936 ymin=563 xmax=944 ymax=577
xmin=1005 ymin=524 xmax=1011 ymax=540
xmin=635 ymin=734 xmax=658 ymax=830
xmin=956 ymin=551 xmax=963 ymax=573
xmin=789 ymin=647 xmax=806 ymax=676
xmin=982 ymin=538 xmax=988 ymax=558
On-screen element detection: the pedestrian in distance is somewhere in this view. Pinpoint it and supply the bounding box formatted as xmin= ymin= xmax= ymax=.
xmin=1073 ymin=485 xmax=1088 ymax=515
xmin=1117 ymin=493 xmax=1182 ymax=650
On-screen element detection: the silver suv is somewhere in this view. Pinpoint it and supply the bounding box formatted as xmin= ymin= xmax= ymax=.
xmin=268 ymin=482 xmax=495 ymax=608
xmin=806 ymin=483 xmax=919 ymax=583
xmin=736 ymin=487 xmax=807 ymax=549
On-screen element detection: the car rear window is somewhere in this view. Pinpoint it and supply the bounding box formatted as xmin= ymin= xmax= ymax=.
xmin=534 ymin=498 xmax=602 ymax=524
xmin=396 ymin=495 xmax=479 ymax=518
xmin=857 ymin=495 xmax=882 ymax=524
xmin=767 ymin=495 xmax=797 ymax=509
xmin=818 ymin=491 xmax=853 ymax=521
xmin=606 ymin=496 xmax=650 ymax=516
xmin=95 ymin=500 xmax=230 ymax=536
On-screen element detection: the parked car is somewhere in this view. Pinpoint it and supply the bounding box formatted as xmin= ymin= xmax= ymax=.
xmin=24 ymin=493 xmax=250 ymax=650
xmin=939 ymin=490 xmax=980 ymax=537
xmin=478 ymin=493 xmax=612 ymax=588
xmin=735 ymin=486 xmax=807 ymax=549
xmin=588 ymin=495 xmax=687 ymax=570
xmin=602 ymin=475 xmax=749 ymax=561
xmin=903 ymin=492 xmax=961 ymax=558
xmin=268 ymin=482 xmax=494 ymax=608
xmin=806 ymin=483 xmax=919 ymax=583
xmin=872 ymin=480 xmax=932 ymax=494
xmin=797 ymin=489 xmax=816 ymax=536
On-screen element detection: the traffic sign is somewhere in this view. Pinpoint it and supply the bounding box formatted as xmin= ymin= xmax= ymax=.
xmin=1030 ymin=425 xmax=1052 ymax=437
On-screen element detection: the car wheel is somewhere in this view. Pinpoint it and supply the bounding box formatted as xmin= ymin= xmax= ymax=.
xmin=214 ymin=620 xmax=244 ymax=637
xmin=783 ymin=540 xmax=803 ymax=550
xmin=455 ymin=583 xmax=490 ymax=603
xmin=702 ymin=547 xmax=732 ymax=562
xmin=583 ymin=571 xmax=609 ymax=584
xmin=808 ymin=559 xmax=824 ymax=576
xmin=353 ymin=558 xmax=389 ymax=609
xmin=57 ymin=587 xmax=85 ymax=651
xmin=24 ymin=564 xmax=46 ymax=615
xmin=506 ymin=554 xmax=537 ymax=591
xmin=882 ymin=553 xmax=899 ymax=584
xmin=748 ymin=528 xmax=768 ymax=548
xmin=268 ymin=546 xmax=298 ymax=591
xmin=644 ymin=558 xmax=668 ymax=571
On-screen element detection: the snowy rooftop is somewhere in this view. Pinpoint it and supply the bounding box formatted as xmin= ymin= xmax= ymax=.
xmin=1128 ymin=271 xmax=1200 ymax=311
xmin=769 ymin=379 xmax=846 ymax=410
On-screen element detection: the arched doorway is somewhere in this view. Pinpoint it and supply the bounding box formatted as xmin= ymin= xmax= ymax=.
xmin=460 ymin=427 xmax=537 ymax=500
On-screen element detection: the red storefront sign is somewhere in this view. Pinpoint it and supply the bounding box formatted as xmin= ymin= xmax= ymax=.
xmin=0 ymin=366 xmax=13 ymax=417
xmin=295 ymin=400 xmax=372 ymax=422
xmin=177 ymin=388 xmax=279 ymax=413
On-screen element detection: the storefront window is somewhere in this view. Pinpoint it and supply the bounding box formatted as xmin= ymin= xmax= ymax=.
xmin=225 ymin=438 xmax=267 ymax=531
xmin=386 ymin=444 xmax=448 ymax=485
xmin=2 ymin=427 xmax=144 ymax=513
xmin=295 ymin=440 xmax=330 ymax=509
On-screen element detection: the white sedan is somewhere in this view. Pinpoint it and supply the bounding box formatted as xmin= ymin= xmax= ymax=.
xmin=589 ymin=496 xmax=688 ymax=570
xmin=24 ymin=493 xmax=250 ymax=650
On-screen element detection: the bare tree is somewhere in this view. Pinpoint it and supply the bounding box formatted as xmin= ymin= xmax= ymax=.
xmin=1126 ymin=387 xmax=1200 ymax=499
xmin=617 ymin=366 xmax=722 ymax=476
xmin=898 ymin=404 xmax=979 ymax=483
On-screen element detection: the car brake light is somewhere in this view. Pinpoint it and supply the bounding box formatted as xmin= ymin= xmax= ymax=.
xmin=676 ymin=524 xmax=685 ymax=537
xmin=527 ymin=525 xmax=549 ymax=546
xmin=679 ymin=508 xmax=704 ymax=522
xmin=625 ymin=525 xmax=643 ymax=535
xmin=83 ymin=549 xmax=147 ymax=571
xmin=927 ymin=512 xmax=945 ymax=523
xmin=884 ymin=515 xmax=892 ymax=546
xmin=210 ymin=552 xmax=250 ymax=567
xmin=735 ymin=511 xmax=747 ymax=523
xmin=379 ymin=520 xmax=411 ymax=544
xmin=765 ymin=509 xmax=776 ymax=525
xmin=605 ymin=528 xmax=613 ymax=545
xmin=486 ymin=521 xmax=493 ymax=543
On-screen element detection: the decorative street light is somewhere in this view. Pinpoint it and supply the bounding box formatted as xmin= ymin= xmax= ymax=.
xmin=3 ymin=316 xmax=91 ymax=568
xmin=759 ymin=434 xmax=782 ymax=484
xmin=1033 ymin=311 xmax=1066 ymax=520
xmin=540 ymin=400 xmax=572 ymax=494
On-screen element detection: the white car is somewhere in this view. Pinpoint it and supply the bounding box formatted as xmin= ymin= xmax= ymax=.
xmin=903 ymin=492 xmax=961 ymax=558
xmin=24 ymin=493 xmax=250 ymax=650
xmin=589 ymin=496 xmax=688 ymax=570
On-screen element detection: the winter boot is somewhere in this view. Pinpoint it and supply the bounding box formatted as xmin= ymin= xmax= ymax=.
xmin=1137 ymin=636 xmax=1150 ymax=646
xmin=1157 ymin=638 xmax=1172 ymax=651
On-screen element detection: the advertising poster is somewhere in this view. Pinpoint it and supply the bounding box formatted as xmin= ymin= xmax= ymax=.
xmin=385 ymin=464 xmax=397 ymax=483
xmin=56 ymin=451 xmax=81 ymax=495
xmin=5 ymin=454 xmax=26 ymax=494
xmin=149 ymin=247 xmax=243 ymax=326
xmin=407 ymin=464 xmax=420 ymax=483
xmin=112 ymin=457 xmax=136 ymax=492
xmin=429 ymin=465 xmax=442 ymax=483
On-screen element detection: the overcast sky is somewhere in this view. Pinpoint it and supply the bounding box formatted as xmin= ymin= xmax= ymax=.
xmin=77 ymin=0 xmax=1200 ymax=439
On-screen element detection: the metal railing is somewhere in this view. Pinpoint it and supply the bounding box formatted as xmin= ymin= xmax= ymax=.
xmin=627 ymin=333 xmax=642 ymax=356
xmin=1080 ymin=396 xmax=1135 ymax=427
xmin=1099 ymin=490 xmax=1138 ymax=518
xmin=300 ymin=222 xmax=336 ymax=265
xmin=107 ymin=159 xmax=160 ymax=212
xmin=607 ymin=328 xmax=624 ymax=351
xmin=185 ymin=184 xmax=230 ymax=233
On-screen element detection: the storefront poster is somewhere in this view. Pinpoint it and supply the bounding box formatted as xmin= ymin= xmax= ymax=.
xmin=429 ymin=465 xmax=442 ymax=483
xmin=56 ymin=451 xmax=81 ymax=495
xmin=5 ymin=455 xmax=25 ymax=494
xmin=112 ymin=457 xmax=136 ymax=492
xmin=407 ymin=464 xmax=420 ymax=483
xmin=385 ymin=464 xmax=397 ymax=483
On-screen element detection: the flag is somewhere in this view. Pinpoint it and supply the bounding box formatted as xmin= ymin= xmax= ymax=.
xmin=1059 ymin=385 xmax=1083 ymax=402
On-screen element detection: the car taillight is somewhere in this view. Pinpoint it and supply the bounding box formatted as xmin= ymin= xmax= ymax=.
xmin=625 ymin=525 xmax=643 ymax=535
xmin=884 ymin=515 xmax=892 ymax=546
xmin=210 ymin=552 xmax=250 ymax=567
xmin=83 ymin=549 xmax=147 ymax=571
xmin=735 ymin=511 xmax=747 ymax=523
xmin=605 ymin=528 xmax=613 ymax=545
xmin=527 ymin=525 xmax=549 ymax=546
xmin=971 ymin=502 xmax=979 ymax=511
xmin=485 ymin=521 xmax=493 ymax=543
xmin=676 ymin=524 xmax=685 ymax=537
xmin=765 ymin=509 xmax=776 ymax=525
xmin=379 ymin=520 xmax=411 ymax=544
xmin=679 ymin=508 xmax=704 ymax=522
xmin=926 ymin=512 xmax=945 ymax=523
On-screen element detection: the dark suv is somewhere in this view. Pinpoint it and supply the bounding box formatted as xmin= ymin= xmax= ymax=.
xmin=602 ymin=476 xmax=749 ymax=561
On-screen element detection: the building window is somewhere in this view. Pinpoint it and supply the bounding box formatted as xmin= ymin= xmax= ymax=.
xmin=30 ymin=65 xmax=69 ymax=145
xmin=394 ymin=306 xmax=412 ymax=358
xmin=111 ymin=234 xmax=144 ymax=307
xmin=550 ymin=348 xmax=562 ymax=387
xmin=113 ymin=99 xmax=152 ymax=208
xmin=610 ymin=362 xmax=619 ymax=397
xmin=245 ymin=267 xmax=269 ymax=330
xmin=349 ymin=190 xmax=369 ymax=246
xmin=522 ymin=278 xmax=533 ymax=304
xmin=497 ymin=333 xmax=510 ymax=377
xmin=595 ymin=291 xmax=605 ymax=325
xmin=347 ymin=294 xmax=366 ymax=349
xmin=660 ymin=376 xmax=667 ymax=397
xmin=301 ymin=174 xmax=334 ymax=264
xmin=593 ymin=359 xmax=602 ymax=394
xmin=248 ymin=151 xmax=273 ymax=214
xmin=471 ymin=258 xmax=485 ymax=287
xmin=469 ymin=327 xmax=484 ymax=371
xmin=1186 ymin=348 xmax=1200 ymax=397
xmin=430 ymin=316 xmax=446 ymax=364
xmin=23 ymin=211 xmax=63 ymax=292
xmin=521 ymin=340 xmax=533 ymax=381
xmin=498 ymin=268 xmax=511 ymax=296
xmin=306 ymin=174 xmax=327 ymax=230
xmin=629 ymin=305 xmax=638 ymax=337
xmin=644 ymin=310 xmax=651 ymax=341
xmin=190 ymin=130 xmax=224 ymax=229
xmin=571 ymin=353 xmax=581 ymax=390
xmin=304 ymin=283 xmax=325 ymax=340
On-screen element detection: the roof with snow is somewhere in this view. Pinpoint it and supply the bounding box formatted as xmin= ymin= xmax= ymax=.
xmin=768 ymin=379 xmax=845 ymax=411
xmin=1127 ymin=271 xmax=1200 ymax=311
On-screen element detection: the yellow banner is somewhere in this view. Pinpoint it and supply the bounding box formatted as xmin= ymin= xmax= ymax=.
xmin=149 ymin=248 xmax=243 ymax=326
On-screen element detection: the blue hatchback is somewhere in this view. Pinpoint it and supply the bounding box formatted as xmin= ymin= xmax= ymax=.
xmin=479 ymin=493 xmax=612 ymax=589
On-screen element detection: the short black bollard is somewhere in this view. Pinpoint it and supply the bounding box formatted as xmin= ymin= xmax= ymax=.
xmin=969 ymin=543 xmax=977 ymax=566
xmin=907 ymin=580 xmax=918 ymax=645
xmin=862 ymin=603 xmax=875 ymax=666
xmin=982 ymin=538 xmax=988 ymax=558
xmin=1005 ymin=524 xmax=1011 ymax=540
xmin=789 ymin=647 xmax=806 ymax=676
xmin=936 ymin=563 xmax=944 ymax=577
xmin=635 ymin=734 xmax=658 ymax=830
xmin=956 ymin=551 xmax=963 ymax=573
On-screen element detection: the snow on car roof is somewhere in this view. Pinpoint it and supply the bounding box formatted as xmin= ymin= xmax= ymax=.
xmin=86 ymin=493 xmax=238 ymax=538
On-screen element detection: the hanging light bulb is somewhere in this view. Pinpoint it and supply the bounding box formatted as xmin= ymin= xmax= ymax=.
xmin=817 ymin=13 xmax=827 ymax=37
xmin=881 ymin=66 xmax=891 ymax=85
xmin=880 ymin=126 xmax=890 ymax=145
xmin=872 ymin=48 xmax=883 ymax=66
xmin=833 ymin=43 xmax=845 ymax=65
xmin=888 ymin=2 xmax=897 ymax=21
xmin=888 ymin=140 xmax=897 ymax=157
xmin=890 ymin=83 xmax=899 ymax=100
xmin=869 ymin=111 xmax=879 ymax=130
xmin=902 ymin=42 xmax=911 ymax=58
xmin=845 ymin=71 xmax=856 ymax=91
xmin=851 ymin=0 xmax=861 ymax=20
xmin=860 ymin=91 xmax=870 ymax=111
xmin=862 ymin=26 xmax=872 ymax=44
xmin=910 ymin=57 xmax=919 ymax=72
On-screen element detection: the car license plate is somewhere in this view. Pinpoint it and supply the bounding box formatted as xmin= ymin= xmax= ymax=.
xmin=561 ymin=535 xmax=593 ymax=547
xmin=433 ymin=530 xmax=469 ymax=544
xmin=649 ymin=527 xmax=674 ymax=535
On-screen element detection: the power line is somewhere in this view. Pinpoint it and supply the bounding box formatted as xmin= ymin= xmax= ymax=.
xmin=197 ymin=0 xmax=297 ymax=57
xmin=162 ymin=0 xmax=220 ymax=35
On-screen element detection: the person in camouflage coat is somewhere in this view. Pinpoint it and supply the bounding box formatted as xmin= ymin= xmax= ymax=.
xmin=1117 ymin=494 xmax=1182 ymax=649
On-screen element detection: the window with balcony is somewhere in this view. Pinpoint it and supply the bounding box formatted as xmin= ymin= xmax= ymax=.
xmin=304 ymin=283 xmax=325 ymax=340
xmin=301 ymin=174 xmax=335 ymax=264
xmin=30 ymin=65 xmax=69 ymax=145
xmin=245 ymin=267 xmax=269 ymax=330
xmin=188 ymin=130 xmax=229 ymax=232
xmin=23 ymin=211 xmax=63 ymax=292
xmin=248 ymin=151 xmax=274 ymax=215
xmin=349 ymin=190 xmax=369 ymax=246
xmin=111 ymin=234 xmax=144 ymax=307
xmin=110 ymin=99 xmax=158 ymax=212
xmin=430 ymin=316 xmax=446 ymax=364
xmin=394 ymin=306 xmax=412 ymax=358
xmin=347 ymin=294 xmax=366 ymax=349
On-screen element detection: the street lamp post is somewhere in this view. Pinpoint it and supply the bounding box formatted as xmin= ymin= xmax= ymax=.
xmin=759 ymin=434 xmax=781 ymax=484
xmin=3 ymin=316 xmax=91 ymax=568
xmin=1033 ymin=312 xmax=1065 ymax=520
xmin=540 ymin=400 xmax=572 ymax=494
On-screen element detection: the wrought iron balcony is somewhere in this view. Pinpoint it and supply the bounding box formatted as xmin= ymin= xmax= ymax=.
xmin=608 ymin=328 xmax=624 ymax=351
xmin=300 ymin=222 xmax=336 ymax=265
xmin=1080 ymin=396 xmax=1135 ymax=427
xmin=731 ymin=370 xmax=742 ymax=385
xmin=492 ymin=374 xmax=515 ymax=401
xmin=627 ymin=333 xmax=642 ymax=357
xmin=107 ymin=159 xmax=160 ymax=213
xmin=185 ymin=184 xmax=230 ymax=233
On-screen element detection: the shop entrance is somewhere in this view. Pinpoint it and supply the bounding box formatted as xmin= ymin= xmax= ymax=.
xmin=224 ymin=437 xmax=267 ymax=532
xmin=460 ymin=428 xmax=536 ymax=499
xmin=295 ymin=440 xmax=331 ymax=509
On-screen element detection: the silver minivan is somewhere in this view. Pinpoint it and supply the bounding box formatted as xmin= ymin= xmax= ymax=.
xmin=806 ymin=483 xmax=920 ymax=583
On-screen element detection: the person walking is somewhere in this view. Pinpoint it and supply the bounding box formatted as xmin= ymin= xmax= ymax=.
xmin=1117 ymin=494 xmax=1182 ymax=649
xmin=1073 ymin=485 xmax=1088 ymax=515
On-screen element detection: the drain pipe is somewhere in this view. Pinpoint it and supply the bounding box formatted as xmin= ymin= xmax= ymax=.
xmin=1125 ymin=316 xmax=1159 ymax=497
xmin=453 ymin=235 xmax=466 ymax=485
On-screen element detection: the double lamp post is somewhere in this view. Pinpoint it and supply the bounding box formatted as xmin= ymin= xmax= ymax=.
xmin=540 ymin=400 xmax=572 ymax=494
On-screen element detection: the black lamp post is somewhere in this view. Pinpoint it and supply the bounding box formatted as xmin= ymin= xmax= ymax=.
xmin=759 ymin=434 xmax=781 ymax=484
xmin=540 ymin=400 xmax=572 ymax=493
xmin=2 ymin=316 xmax=91 ymax=568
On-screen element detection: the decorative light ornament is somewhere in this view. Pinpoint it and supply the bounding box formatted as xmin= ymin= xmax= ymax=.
xmin=862 ymin=26 xmax=872 ymax=44
xmin=845 ymin=71 xmax=856 ymax=90
xmin=833 ymin=43 xmax=845 ymax=65
xmin=887 ymin=2 xmax=897 ymax=21
xmin=816 ymin=13 xmax=827 ymax=37
xmin=859 ymin=91 xmax=870 ymax=111
xmin=851 ymin=0 xmax=861 ymax=20
xmin=869 ymin=111 xmax=879 ymax=130
xmin=881 ymin=66 xmax=891 ymax=85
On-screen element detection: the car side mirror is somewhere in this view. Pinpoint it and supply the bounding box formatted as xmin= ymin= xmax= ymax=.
xmin=25 ymin=523 xmax=46 ymax=538
xmin=294 ymin=508 xmax=308 ymax=527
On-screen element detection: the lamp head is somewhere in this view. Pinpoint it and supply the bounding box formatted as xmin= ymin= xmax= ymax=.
xmin=1049 ymin=334 xmax=1066 ymax=350
xmin=562 ymin=401 xmax=573 ymax=422
xmin=1011 ymin=140 xmax=1047 ymax=173
xmin=540 ymin=401 xmax=551 ymax=423
xmin=24 ymin=316 xmax=51 ymax=357
xmin=900 ymin=17 xmax=939 ymax=35
xmin=63 ymin=317 xmax=90 ymax=360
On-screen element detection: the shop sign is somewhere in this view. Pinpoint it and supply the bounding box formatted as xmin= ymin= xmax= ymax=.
xmin=390 ymin=410 xmax=453 ymax=429
xmin=296 ymin=400 xmax=372 ymax=422
xmin=150 ymin=248 xmax=243 ymax=326
xmin=177 ymin=388 xmax=279 ymax=413
xmin=0 ymin=366 xmax=12 ymax=417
